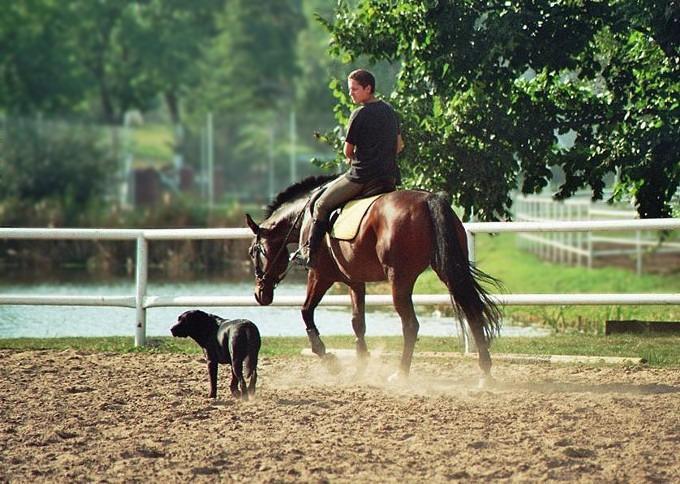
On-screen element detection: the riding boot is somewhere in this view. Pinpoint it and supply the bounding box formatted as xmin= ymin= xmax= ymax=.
xmin=305 ymin=219 xmax=328 ymax=269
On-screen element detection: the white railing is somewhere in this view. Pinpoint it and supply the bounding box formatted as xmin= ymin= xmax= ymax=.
xmin=514 ymin=195 xmax=680 ymax=274
xmin=1 ymin=219 xmax=679 ymax=346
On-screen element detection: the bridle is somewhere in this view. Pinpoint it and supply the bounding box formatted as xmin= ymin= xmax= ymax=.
xmin=250 ymin=198 xmax=310 ymax=288
xmin=250 ymin=236 xmax=287 ymax=287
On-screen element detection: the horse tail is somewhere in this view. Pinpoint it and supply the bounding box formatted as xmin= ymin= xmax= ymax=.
xmin=426 ymin=192 xmax=503 ymax=343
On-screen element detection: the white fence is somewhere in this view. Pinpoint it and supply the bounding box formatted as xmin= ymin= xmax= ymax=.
xmin=514 ymin=195 xmax=680 ymax=274
xmin=1 ymin=219 xmax=679 ymax=347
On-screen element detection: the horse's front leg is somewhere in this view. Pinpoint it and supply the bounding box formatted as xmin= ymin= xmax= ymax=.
xmin=349 ymin=282 xmax=368 ymax=360
xmin=301 ymin=271 xmax=334 ymax=358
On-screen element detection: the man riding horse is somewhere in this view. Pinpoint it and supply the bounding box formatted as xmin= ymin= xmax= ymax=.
xmin=300 ymin=69 xmax=405 ymax=268
xmin=246 ymin=69 xmax=503 ymax=386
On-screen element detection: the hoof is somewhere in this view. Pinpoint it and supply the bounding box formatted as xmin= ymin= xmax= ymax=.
xmin=356 ymin=350 xmax=370 ymax=360
xmin=323 ymin=353 xmax=342 ymax=375
xmin=354 ymin=358 xmax=368 ymax=376
xmin=478 ymin=375 xmax=496 ymax=389
xmin=387 ymin=371 xmax=408 ymax=384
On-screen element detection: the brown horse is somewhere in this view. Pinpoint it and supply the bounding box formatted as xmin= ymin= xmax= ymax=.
xmin=246 ymin=175 xmax=503 ymax=384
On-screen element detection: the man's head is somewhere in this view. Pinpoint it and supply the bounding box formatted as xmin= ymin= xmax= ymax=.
xmin=348 ymin=69 xmax=376 ymax=104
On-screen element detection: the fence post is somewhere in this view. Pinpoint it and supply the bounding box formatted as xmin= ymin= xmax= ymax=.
xmin=551 ymin=202 xmax=557 ymax=262
xmin=567 ymin=202 xmax=574 ymax=265
xmin=541 ymin=200 xmax=548 ymax=260
xmin=135 ymin=235 xmax=148 ymax=347
xmin=578 ymin=202 xmax=585 ymax=263
xmin=587 ymin=208 xmax=593 ymax=270
xmin=636 ymin=230 xmax=642 ymax=276
xmin=559 ymin=202 xmax=570 ymax=264
xmin=532 ymin=199 xmax=539 ymax=255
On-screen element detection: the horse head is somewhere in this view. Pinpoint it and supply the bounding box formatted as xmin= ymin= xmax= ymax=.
xmin=246 ymin=214 xmax=291 ymax=306
xmin=245 ymin=175 xmax=335 ymax=306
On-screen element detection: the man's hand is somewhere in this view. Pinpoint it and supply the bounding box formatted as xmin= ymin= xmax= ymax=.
xmin=344 ymin=141 xmax=356 ymax=162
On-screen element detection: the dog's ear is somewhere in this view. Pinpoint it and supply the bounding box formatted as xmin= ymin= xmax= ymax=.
xmin=245 ymin=214 xmax=260 ymax=234
xmin=194 ymin=311 xmax=219 ymax=333
xmin=180 ymin=310 xmax=200 ymax=321
xmin=197 ymin=311 xmax=215 ymax=325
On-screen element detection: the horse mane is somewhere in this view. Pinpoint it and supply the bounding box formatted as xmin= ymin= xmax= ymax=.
xmin=264 ymin=174 xmax=338 ymax=219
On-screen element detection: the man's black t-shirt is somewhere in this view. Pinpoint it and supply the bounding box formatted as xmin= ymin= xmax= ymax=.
xmin=345 ymin=100 xmax=400 ymax=184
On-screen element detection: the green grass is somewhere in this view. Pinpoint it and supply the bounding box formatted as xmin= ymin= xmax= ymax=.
xmin=130 ymin=123 xmax=174 ymax=165
xmin=2 ymin=333 xmax=678 ymax=367
xmin=489 ymin=333 xmax=680 ymax=366
xmin=409 ymin=233 xmax=679 ymax=333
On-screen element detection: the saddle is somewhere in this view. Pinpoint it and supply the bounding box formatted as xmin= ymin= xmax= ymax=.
xmin=328 ymin=194 xmax=384 ymax=241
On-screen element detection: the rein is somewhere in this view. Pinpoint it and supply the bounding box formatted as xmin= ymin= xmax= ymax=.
xmin=252 ymin=197 xmax=310 ymax=287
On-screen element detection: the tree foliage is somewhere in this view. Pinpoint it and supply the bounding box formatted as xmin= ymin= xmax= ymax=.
xmin=130 ymin=0 xmax=225 ymax=124
xmin=0 ymin=1 xmax=87 ymax=114
xmin=0 ymin=0 xmax=225 ymax=124
xmin=321 ymin=0 xmax=679 ymax=220
xmin=0 ymin=0 xmax=320 ymax=210
xmin=0 ymin=118 xmax=118 ymax=223
xmin=184 ymin=0 xmax=307 ymax=198
xmin=190 ymin=0 xmax=305 ymax=115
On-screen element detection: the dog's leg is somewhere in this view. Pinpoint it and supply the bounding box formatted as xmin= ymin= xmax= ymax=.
xmin=231 ymin=359 xmax=248 ymax=400
xmin=229 ymin=369 xmax=240 ymax=399
xmin=207 ymin=361 xmax=218 ymax=398
xmin=247 ymin=368 xmax=257 ymax=399
xmin=233 ymin=357 xmax=248 ymax=400
xmin=244 ymin=351 xmax=258 ymax=399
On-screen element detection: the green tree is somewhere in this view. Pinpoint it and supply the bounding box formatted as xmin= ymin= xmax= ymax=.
xmin=64 ymin=0 xmax=159 ymax=124
xmin=186 ymin=0 xmax=306 ymax=197
xmin=191 ymin=0 xmax=305 ymax=115
xmin=0 ymin=0 xmax=153 ymax=123
xmin=0 ymin=0 xmax=225 ymax=125
xmin=320 ymin=0 xmax=679 ymax=220
xmin=129 ymin=0 xmax=225 ymax=124
xmin=0 ymin=1 xmax=87 ymax=114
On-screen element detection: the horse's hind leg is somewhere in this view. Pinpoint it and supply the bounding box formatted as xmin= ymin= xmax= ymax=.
xmin=349 ymin=283 xmax=369 ymax=363
xmin=467 ymin=319 xmax=494 ymax=386
xmin=390 ymin=275 xmax=420 ymax=378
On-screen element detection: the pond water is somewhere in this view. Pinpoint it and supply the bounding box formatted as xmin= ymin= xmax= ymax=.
xmin=0 ymin=278 xmax=549 ymax=339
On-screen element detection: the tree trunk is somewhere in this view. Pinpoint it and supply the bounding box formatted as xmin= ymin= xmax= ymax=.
xmin=165 ymin=90 xmax=181 ymax=125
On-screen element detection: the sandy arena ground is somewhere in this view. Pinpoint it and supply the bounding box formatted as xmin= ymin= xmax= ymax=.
xmin=1 ymin=348 xmax=678 ymax=482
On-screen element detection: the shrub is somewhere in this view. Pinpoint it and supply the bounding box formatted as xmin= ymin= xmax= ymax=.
xmin=0 ymin=117 xmax=118 ymax=224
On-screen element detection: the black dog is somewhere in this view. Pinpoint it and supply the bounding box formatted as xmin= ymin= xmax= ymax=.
xmin=171 ymin=310 xmax=261 ymax=400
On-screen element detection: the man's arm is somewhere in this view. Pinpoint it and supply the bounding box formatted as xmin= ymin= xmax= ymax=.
xmin=344 ymin=142 xmax=355 ymax=165
xmin=396 ymin=133 xmax=404 ymax=154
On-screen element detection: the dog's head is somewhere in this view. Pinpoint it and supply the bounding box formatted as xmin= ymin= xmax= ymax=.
xmin=171 ymin=310 xmax=217 ymax=339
